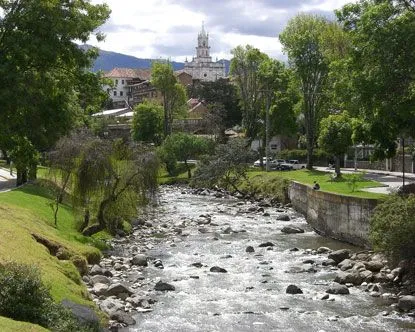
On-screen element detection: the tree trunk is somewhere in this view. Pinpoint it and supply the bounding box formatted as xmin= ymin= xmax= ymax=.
xmin=16 ymin=167 xmax=27 ymax=186
xmin=335 ymin=155 xmax=341 ymax=177
xmin=28 ymin=163 xmax=37 ymax=181
xmin=185 ymin=160 xmax=191 ymax=179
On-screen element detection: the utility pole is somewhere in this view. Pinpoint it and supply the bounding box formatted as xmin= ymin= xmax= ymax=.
xmin=259 ymin=89 xmax=272 ymax=172
xmin=402 ymin=137 xmax=405 ymax=188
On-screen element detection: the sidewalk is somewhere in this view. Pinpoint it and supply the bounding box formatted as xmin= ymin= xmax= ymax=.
xmin=0 ymin=167 xmax=16 ymax=192
xmin=315 ymin=166 xmax=414 ymax=194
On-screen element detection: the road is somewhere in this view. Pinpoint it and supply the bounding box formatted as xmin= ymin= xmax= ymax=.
xmin=0 ymin=167 xmax=16 ymax=192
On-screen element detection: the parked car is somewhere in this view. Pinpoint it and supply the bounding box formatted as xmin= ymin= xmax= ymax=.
xmin=280 ymin=159 xmax=307 ymax=170
xmin=253 ymin=157 xmax=282 ymax=168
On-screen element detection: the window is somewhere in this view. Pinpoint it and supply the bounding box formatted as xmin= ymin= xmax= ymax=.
xmin=120 ymin=91 xmax=123 ymax=97
xmin=204 ymin=73 xmax=207 ymax=77
xmin=115 ymin=79 xmax=118 ymax=85
xmin=122 ymin=80 xmax=124 ymax=85
xmin=113 ymin=91 xmax=117 ymax=96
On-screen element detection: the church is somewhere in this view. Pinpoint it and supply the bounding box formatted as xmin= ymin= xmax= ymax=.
xmin=184 ymin=23 xmax=226 ymax=82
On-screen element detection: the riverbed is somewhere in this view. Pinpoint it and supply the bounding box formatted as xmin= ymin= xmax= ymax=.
xmin=112 ymin=186 xmax=414 ymax=332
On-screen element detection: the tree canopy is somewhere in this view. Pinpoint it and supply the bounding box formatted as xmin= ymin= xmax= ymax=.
xmin=131 ymin=102 xmax=164 ymax=145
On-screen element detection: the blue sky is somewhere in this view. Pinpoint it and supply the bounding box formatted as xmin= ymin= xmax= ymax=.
xmin=89 ymin=0 xmax=354 ymax=61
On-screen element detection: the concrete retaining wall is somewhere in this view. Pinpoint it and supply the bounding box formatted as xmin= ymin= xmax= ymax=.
xmin=288 ymin=182 xmax=379 ymax=248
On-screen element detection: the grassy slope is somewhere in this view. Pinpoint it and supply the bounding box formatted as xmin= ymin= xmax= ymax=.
xmin=248 ymin=169 xmax=386 ymax=199
xmin=0 ymin=317 xmax=48 ymax=332
xmin=0 ymin=182 xmax=106 ymax=330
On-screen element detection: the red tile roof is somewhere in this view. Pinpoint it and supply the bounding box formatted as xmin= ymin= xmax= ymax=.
xmin=104 ymin=68 xmax=151 ymax=80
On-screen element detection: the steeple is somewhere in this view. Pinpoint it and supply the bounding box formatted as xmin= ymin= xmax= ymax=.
xmin=196 ymin=21 xmax=211 ymax=61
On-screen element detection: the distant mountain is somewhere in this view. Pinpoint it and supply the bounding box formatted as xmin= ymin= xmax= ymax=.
xmin=80 ymin=44 xmax=230 ymax=74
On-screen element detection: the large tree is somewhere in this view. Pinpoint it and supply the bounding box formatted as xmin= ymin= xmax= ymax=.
xmin=131 ymin=101 xmax=164 ymax=145
xmin=0 ymin=0 xmax=110 ymax=185
xmin=151 ymin=61 xmax=187 ymax=137
xmin=336 ymin=0 xmax=415 ymax=160
xmin=279 ymin=14 xmax=341 ymax=169
xmin=230 ymin=45 xmax=269 ymax=140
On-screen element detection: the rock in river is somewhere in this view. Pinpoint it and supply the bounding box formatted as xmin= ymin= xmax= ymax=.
xmin=328 ymin=249 xmax=351 ymax=264
xmin=281 ymin=226 xmax=304 ymax=234
xmin=258 ymin=242 xmax=275 ymax=248
xmin=398 ymin=295 xmax=415 ymax=311
xmin=210 ymin=266 xmax=228 ymax=273
xmin=246 ymin=246 xmax=255 ymax=253
xmin=131 ymin=254 xmax=148 ymax=267
xmin=326 ymin=283 xmax=350 ymax=295
xmin=154 ymin=281 xmax=175 ymax=291
xmin=286 ymin=285 xmax=303 ymax=294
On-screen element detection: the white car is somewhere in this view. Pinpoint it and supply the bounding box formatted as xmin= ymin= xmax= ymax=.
xmin=280 ymin=159 xmax=307 ymax=170
xmin=253 ymin=158 xmax=280 ymax=168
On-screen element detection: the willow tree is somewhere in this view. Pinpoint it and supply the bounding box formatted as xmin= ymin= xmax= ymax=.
xmin=280 ymin=15 xmax=341 ymax=169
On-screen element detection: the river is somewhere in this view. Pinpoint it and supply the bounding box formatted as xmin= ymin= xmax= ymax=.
xmin=116 ymin=186 xmax=414 ymax=332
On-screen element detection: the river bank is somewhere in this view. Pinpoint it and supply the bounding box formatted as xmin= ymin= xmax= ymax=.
xmin=87 ymin=186 xmax=415 ymax=331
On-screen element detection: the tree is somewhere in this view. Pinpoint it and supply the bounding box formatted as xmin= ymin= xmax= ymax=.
xmin=336 ymin=1 xmax=415 ymax=160
xmin=151 ymin=61 xmax=187 ymax=136
xmin=0 ymin=0 xmax=110 ymax=185
xmin=190 ymin=78 xmax=243 ymax=129
xmin=192 ymin=138 xmax=256 ymax=193
xmin=230 ymin=45 xmax=269 ymax=140
xmin=49 ymin=132 xmax=158 ymax=236
xmin=158 ymin=133 xmax=212 ymax=178
xmin=131 ymin=101 xmax=164 ymax=144
xmin=318 ymin=112 xmax=352 ymax=177
xmin=279 ymin=15 xmax=339 ymax=169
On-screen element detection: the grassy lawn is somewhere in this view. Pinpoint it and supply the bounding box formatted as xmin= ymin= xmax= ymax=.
xmin=0 ymin=317 xmax=48 ymax=332
xmin=248 ymin=169 xmax=386 ymax=199
xmin=0 ymin=182 xmax=108 ymax=329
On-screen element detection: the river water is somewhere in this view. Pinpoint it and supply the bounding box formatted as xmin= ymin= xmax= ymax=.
xmin=121 ymin=186 xmax=414 ymax=332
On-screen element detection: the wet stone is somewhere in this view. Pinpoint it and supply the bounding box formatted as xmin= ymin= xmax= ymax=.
xmin=259 ymin=242 xmax=275 ymax=248
xmin=286 ymin=284 xmax=303 ymax=294
xmin=210 ymin=266 xmax=228 ymax=273
xmin=154 ymin=281 xmax=175 ymax=292
xmin=246 ymin=246 xmax=255 ymax=253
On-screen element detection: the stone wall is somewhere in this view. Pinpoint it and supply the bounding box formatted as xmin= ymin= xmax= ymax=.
xmin=288 ymin=181 xmax=378 ymax=248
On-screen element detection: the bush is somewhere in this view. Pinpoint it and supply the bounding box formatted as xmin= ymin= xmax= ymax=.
xmin=277 ymin=149 xmax=328 ymax=164
xmin=370 ymin=194 xmax=415 ymax=263
xmin=0 ymin=262 xmax=100 ymax=331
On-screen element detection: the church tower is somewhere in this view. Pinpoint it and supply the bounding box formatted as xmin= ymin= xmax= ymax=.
xmin=184 ymin=22 xmax=226 ymax=81
xmin=196 ymin=22 xmax=211 ymax=62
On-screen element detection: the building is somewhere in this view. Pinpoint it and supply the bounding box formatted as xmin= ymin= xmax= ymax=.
xmin=184 ymin=23 xmax=226 ymax=82
xmin=103 ymin=68 xmax=151 ymax=108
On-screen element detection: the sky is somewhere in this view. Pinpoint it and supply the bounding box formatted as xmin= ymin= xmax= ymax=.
xmin=89 ymin=0 xmax=354 ymax=62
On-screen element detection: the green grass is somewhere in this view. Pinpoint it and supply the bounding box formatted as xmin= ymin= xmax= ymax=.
xmin=158 ymin=164 xmax=194 ymax=185
xmin=0 ymin=182 xmax=108 ymax=329
xmin=248 ymin=169 xmax=386 ymax=199
xmin=0 ymin=317 xmax=48 ymax=332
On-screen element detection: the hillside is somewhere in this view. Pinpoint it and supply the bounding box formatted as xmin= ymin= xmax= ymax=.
xmin=80 ymin=44 xmax=230 ymax=74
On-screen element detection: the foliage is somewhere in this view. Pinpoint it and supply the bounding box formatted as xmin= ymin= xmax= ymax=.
xmin=277 ymin=149 xmax=328 ymax=163
xmin=49 ymin=132 xmax=159 ymax=236
xmin=280 ymin=14 xmax=344 ymax=169
xmin=318 ymin=111 xmax=352 ymax=176
xmin=190 ymin=78 xmax=242 ymax=129
xmin=151 ymin=61 xmax=187 ymax=136
xmin=192 ymin=138 xmax=256 ymax=193
xmin=0 ymin=261 xmax=98 ymax=331
xmin=370 ymin=194 xmax=415 ymax=263
xmin=131 ymin=101 xmax=164 ymax=144
xmin=158 ymin=133 xmax=213 ymax=178
xmin=230 ymin=45 xmax=269 ymax=140
xmin=336 ymin=1 xmax=415 ymax=159
xmin=344 ymin=172 xmax=366 ymax=192
xmin=0 ymin=0 xmax=110 ymax=185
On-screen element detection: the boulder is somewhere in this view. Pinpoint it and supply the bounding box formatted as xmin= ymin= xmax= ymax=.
xmin=277 ymin=214 xmax=290 ymax=221
xmin=322 ymin=259 xmax=336 ymax=266
xmin=334 ymin=271 xmax=364 ymax=285
xmin=326 ymin=283 xmax=350 ymax=295
xmin=154 ymin=281 xmax=175 ymax=291
xmin=246 ymin=246 xmax=255 ymax=253
xmin=92 ymin=283 xmax=108 ymax=296
xmin=364 ymin=261 xmax=384 ymax=272
xmin=90 ymin=275 xmax=111 ymax=285
xmin=338 ymin=259 xmax=355 ymax=271
xmin=210 ymin=266 xmax=227 ymax=273
xmin=286 ymin=285 xmax=303 ymax=294
xmin=281 ymin=226 xmax=304 ymax=234
xmin=61 ymin=299 xmax=100 ymax=328
xmin=110 ymin=311 xmax=136 ymax=325
xmin=89 ymin=264 xmax=103 ymax=276
xmin=106 ymin=283 xmax=133 ymax=297
xmin=398 ymin=295 xmax=415 ymax=311
xmin=316 ymin=247 xmax=331 ymax=254
xmin=190 ymin=262 xmax=203 ymax=268
xmin=258 ymin=242 xmax=275 ymax=248
xmin=131 ymin=254 xmax=148 ymax=267
xmin=328 ymin=249 xmax=351 ymax=264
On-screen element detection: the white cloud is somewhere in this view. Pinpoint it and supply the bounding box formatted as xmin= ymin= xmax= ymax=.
xmin=89 ymin=0 xmax=354 ymax=61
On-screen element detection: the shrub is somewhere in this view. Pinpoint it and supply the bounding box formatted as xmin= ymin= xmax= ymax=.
xmin=0 ymin=262 xmax=99 ymax=331
xmin=344 ymin=172 xmax=366 ymax=192
xmin=370 ymin=194 xmax=415 ymax=263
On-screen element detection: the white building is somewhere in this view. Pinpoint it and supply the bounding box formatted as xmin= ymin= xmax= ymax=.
xmin=184 ymin=23 xmax=226 ymax=82
xmin=103 ymin=68 xmax=151 ymax=108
